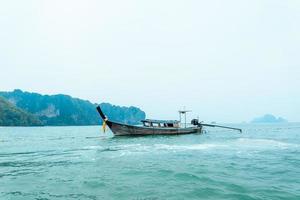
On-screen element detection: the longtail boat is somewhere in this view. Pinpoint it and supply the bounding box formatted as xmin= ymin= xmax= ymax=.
xmin=96 ymin=106 xmax=242 ymax=136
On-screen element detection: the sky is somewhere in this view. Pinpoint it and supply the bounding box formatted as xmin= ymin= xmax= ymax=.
xmin=0 ymin=0 xmax=299 ymax=123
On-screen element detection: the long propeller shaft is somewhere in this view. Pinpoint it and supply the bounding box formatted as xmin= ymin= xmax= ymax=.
xmin=200 ymin=123 xmax=242 ymax=133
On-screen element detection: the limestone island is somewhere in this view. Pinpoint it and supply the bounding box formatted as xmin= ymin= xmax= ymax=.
xmin=251 ymin=114 xmax=287 ymax=123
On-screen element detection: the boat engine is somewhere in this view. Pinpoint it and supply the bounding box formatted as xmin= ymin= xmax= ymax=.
xmin=191 ymin=119 xmax=199 ymax=126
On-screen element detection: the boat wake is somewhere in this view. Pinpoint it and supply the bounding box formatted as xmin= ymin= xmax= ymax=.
xmin=153 ymin=143 xmax=222 ymax=150
xmin=82 ymin=143 xmax=224 ymax=156
xmin=233 ymin=138 xmax=299 ymax=149
xmin=81 ymin=138 xmax=299 ymax=158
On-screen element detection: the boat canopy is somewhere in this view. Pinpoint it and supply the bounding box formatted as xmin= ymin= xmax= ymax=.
xmin=141 ymin=119 xmax=179 ymax=124
xmin=141 ymin=119 xmax=180 ymax=128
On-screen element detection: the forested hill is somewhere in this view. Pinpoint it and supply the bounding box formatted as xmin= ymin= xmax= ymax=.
xmin=0 ymin=89 xmax=146 ymax=126
xmin=0 ymin=96 xmax=42 ymax=126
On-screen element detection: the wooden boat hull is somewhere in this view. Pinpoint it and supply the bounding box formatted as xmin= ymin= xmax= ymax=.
xmin=96 ymin=106 xmax=202 ymax=136
xmin=106 ymin=120 xmax=202 ymax=136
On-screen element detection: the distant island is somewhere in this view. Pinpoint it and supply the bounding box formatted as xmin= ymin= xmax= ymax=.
xmin=0 ymin=89 xmax=145 ymax=126
xmin=251 ymin=114 xmax=287 ymax=123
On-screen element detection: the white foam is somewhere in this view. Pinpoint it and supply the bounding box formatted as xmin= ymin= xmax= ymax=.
xmin=237 ymin=138 xmax=294 ymax=146
xmin=153 ymin=143 xmax=222 ymax=150
xmin=83 ymin=146 xmax=104 ymax=150
xmin=105 ymin=143 xmax=223 ymax=155
xmin=232 ymin=138 xmax=299 ymax=149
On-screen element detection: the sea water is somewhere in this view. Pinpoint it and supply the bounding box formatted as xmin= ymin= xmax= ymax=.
xmin=0 ymin=124 xmax=299 ymax=200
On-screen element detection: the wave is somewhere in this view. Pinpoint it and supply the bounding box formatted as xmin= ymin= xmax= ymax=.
xmin=80 ymin=143 xmax=223 ymax=156
xmin=80 ymin=138 xmax=299 ymax=158
xmin=234 ymin=138 xmax=299 ymax=148
xmin=153 ymin=143 xmax=223 ymax=150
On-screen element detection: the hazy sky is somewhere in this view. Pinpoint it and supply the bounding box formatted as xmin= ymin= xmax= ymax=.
xmin=1 ymin=0 xmax=299 ymax=122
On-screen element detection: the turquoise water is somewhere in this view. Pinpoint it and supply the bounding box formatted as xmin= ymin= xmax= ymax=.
xmin=1 ymin=124 xmax=300 ymax=200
